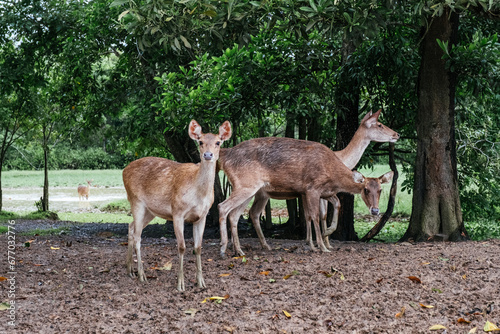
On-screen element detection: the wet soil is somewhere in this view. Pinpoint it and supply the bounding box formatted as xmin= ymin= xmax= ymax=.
xmin=1 ymin=220 xmax=499 ymax=333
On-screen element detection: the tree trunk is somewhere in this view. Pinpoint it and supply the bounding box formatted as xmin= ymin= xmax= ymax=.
xmin=330 ymin=38 xmax=360 ymax=241
xmin=401 ymin=9 xmax=467 ymax=242
xmin=0 ymin=169 xmax=3 ymax=212
xmin=285 ymin=112 xmax=298 ymax=229
xmin=42 ymin=144 xmax=49 ymax=211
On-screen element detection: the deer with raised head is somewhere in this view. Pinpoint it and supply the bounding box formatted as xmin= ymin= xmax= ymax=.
xmin=218 ymin=110 xmax=399 ymax=257
xmin=123 ymin=120 xmax=232 ymax=291
xmin=77 ymin=180 xmax=93 ymax=200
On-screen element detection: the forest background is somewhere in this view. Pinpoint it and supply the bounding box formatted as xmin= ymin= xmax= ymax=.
xmin=0 ymin=0 xmax=499 ymax=242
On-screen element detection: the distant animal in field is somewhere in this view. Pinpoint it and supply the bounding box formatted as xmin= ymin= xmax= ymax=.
xmin=77 ymin=180 xmax=93 ymax=200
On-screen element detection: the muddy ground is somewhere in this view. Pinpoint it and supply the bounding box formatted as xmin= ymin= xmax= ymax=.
xmin=1 ymin=220 xmax=500 ymax=334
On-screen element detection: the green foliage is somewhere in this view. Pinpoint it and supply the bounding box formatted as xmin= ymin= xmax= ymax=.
xmin=100 ymin=199 xmax=130 ymax=213
xmin=3 ymin=144 xmax=129 ymax=170
xmin=355 ymin=220 xmax=409 ymax=243
xmin=466 ymin=220 xmax=500 ymax=241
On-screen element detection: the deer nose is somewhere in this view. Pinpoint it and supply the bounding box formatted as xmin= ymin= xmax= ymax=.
xmin=203 ymin=152 xmax=214 ymax=161
xmin=371 ymin=208 xmax=380 ymax=215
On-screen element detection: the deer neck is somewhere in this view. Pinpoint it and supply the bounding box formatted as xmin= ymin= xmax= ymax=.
xmin=334 ymin=129 xmax=371 ymax=170
xmin=194 ymin=159 xmax=217 ymax=195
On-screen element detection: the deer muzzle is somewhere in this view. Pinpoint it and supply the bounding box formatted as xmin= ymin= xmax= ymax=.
xmin=203 ymin=152 xmax=214 ymax=161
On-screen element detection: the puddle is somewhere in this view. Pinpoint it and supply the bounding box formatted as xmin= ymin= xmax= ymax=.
xmin=2 ymin=187 xmax=127 ymax=212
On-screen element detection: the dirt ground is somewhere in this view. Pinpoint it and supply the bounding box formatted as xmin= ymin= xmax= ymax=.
xmin=1 ymin=220 xmax=500 ymax=334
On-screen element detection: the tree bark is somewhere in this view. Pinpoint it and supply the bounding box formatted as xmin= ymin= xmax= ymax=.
xmin=401 ymin=9 xmax=468 ymax=242
xmin=42 ymin=143 xmax=49 ymax=211
xmin=330 ymin=38 xmax=360 ymax=241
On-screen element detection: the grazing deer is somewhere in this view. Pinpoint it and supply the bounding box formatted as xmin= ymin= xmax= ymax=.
xmin=218 ymin=110 xmax=399 ymax=257
xmin=77 ymin=180 xmax=93 ymax=200
xmin=123 ymin=120 xmax=232 ymax=291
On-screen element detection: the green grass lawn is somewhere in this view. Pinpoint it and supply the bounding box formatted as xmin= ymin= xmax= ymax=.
xmin=1 ymin=169 xmax=124 ymax=188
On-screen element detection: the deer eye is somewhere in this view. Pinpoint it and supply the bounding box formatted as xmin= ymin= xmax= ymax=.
xmin=378 ymin=124 xmax=382 ymax=128
xmin=364 ymin=189 xmax=369 ymax=195
xmin=199 ymin=141 xmax=204 ymax=146
xmin=216 ymin=141 xmax=221 ymax=146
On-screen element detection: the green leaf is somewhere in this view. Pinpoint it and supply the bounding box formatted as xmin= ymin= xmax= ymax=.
xmin=110 ymin=0 xmax=128 ymax=7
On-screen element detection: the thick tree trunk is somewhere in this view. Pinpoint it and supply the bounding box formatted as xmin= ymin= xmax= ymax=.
xmin=330 ymin=38 xmax=360 ymax=241
xmin=401 ymin=9 xmax=467 ymax=242
xmin=0 ymin=169 xmax=3 ymax=212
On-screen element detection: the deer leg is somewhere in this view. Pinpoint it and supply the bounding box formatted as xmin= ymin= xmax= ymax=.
xmin=127 ymin=204 xmax=154 ymax=282
xmin=323 ymin=195 xmax=340 ymax=237
xmin=192 ymin=217 xmax=207 ymax=289
xmin=319 ymin=199 xmax=332 ymax=249
xmin=301 ymin=195 xmax=316 ymax=251
xmin=218 ymin=187 xmax=260 ymax=258
xmin=249 ymin=191 xmax=272 ymax=251
xmin=227 ymin=198 xmax=252 ymax=256
xmin=304 ymin=194 xmax=330 ymax=253
xmin=173 ymin=216 xmax=186 ymax=292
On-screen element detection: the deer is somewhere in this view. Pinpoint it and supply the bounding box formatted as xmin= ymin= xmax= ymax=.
xmin=123 ymin=120 xmax=232 ymax=291
xmin=77 ymin=180 xmax=93 ymax=200
xmin=218 ymin=109 xmax=399 ymax=257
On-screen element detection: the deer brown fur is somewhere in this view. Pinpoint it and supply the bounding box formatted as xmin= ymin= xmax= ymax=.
xmin=218 ymin=137 xmax=392 ymax=256
xmin=218 ymin=110 xmax=399 ymax=257
xmin=123 ymin=120 xmax=232 ymax=291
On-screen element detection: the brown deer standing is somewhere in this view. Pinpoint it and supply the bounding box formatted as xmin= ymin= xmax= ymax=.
xmin=123 ymin=120 xmax=232 ymax=291
xmin=218 ymin=110 xmax=399 ymax=257
xmin=77 ymin=180 xmax=93 ymax=200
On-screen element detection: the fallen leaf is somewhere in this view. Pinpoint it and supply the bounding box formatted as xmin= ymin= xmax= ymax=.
xmin=429 ymin=324 xmax=446 ymax=330
xmin=269 ymin=278 xmax=276 ymax=283
xmin=283 ymin=310 xmax=291 ymax=318
xmin=407 ymin=276 xmax=422 ymax=283
xmin=0 ymin=302 xmax=11 ymax=311
xmin=202 ymin=295 xmax=229 ymax=303
xmin=50 ymin=246 xmax=60 ymax=250
xmin=154 ymin=262 xmax=172 ymax=271
xmin=184 ymin=308 xmax=197 ymax=317
xmin=462 ymin=274 xmax=467 ymax=280
xmin=395 ymin=306 xmax=406 ymax=318
xmin=469 ymin=327 xmax=477 ymax=333
xmin=0 ymin=277 xmax=7 ymax=281
xmin=209 ymin=296 xmax=228 ymax=300
xmin=331 ymin=268 xmax=345 ymax=280
xmin=318 ymin=271 xmax=333 ymax=278
xmin=376 ymin=278 xmax=383 ymax=284
xmin=120 ymin=242 xmax=128 ymax=246
xmin=283 ymin=274 xmax=292 ymax=280
xmin=457 ymin=317 xmax=471 ymax=324
xmin=484 ymin=321 xmax=500 ymax=332
xmin=259 ymin=271 xmax=271 ymax=276
xmin=420 ymin=303 xmax=434 ymax=309
xmin=421 ymin=262 xmax=431 ymax=265
xmin=438 ymin=257 xmax=449 ymax=261
xmin=219 ymin=273 xmax=231 ymax=277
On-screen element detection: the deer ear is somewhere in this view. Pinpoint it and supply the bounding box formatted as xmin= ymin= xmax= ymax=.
xmin=188 ymin=120 xmax=203 ymax=140
xmin=364 ymin=109 xmax=382 ymax=127
xmin=218 ymin=121 xmax=232 ymax=142
xmin=379 ymin=171 xmax=394 ymax=184
xmin=360 ymin=111 xmax=373 ymax=124
xmin=352 ymin=171 xmax=365 ymax=184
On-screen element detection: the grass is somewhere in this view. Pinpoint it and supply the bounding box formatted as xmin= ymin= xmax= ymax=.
xmin=1 ymin=169 xmax=124 ymax=188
